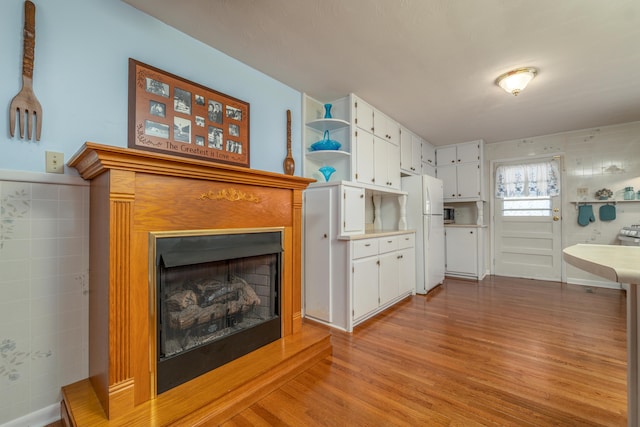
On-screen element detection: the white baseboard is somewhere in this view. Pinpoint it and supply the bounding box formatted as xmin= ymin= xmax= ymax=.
xmin=0 ymin=404 xmax=59 ymax=427
xmin=565 ymin=277 xmax=623 ymax=290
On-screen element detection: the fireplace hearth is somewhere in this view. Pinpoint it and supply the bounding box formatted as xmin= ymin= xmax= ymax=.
xmin=154 ymin=229 xmax=283 ymax=393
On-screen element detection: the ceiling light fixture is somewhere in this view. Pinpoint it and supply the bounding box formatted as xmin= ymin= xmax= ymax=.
xmin=495 ymin=67 xmax=538 ymax=96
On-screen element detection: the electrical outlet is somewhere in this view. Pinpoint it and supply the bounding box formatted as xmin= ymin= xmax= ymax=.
xmin=46 ymin=151 xmax=64 ymax=174
xmin=577 ymin=187 xmax=588 ymax=197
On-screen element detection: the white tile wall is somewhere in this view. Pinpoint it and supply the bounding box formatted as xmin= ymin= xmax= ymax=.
xmin=484 ymin=121 xmax=640 ymax=286
xmin=0 ymin=176 xmax=89 ymax=425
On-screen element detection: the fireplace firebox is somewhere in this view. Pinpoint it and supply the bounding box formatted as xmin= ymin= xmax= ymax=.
xmin=152 ymin=229 xmax=283 ymax=393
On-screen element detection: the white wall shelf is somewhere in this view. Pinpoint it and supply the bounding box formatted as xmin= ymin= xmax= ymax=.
xmin=305 ymin=118 xmax=350 ymax=132
xmin=570 ymin=199 xmax=640 ymax=209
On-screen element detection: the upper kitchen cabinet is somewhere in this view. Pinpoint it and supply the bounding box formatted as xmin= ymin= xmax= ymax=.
xmin=353 ymin=129 xmax=401 ymax=190
xmin=436 ymin=140 xmax=485 ymax=202
xmin=421 ymin=139 xmax=436 ymax=177
xmin=400 ymin=127 xmax=422 ymax=176
xmin=303 ymin=94 xmax=352 ymax=183
xmin=353 ymin=95 xmax=400 ymax=146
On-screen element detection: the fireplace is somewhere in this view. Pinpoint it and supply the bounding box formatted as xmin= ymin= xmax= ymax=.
xmin=153 ymin=229 xmax=283 ymax=393
xmin=61 ymin=143 xmax=331 ymax=425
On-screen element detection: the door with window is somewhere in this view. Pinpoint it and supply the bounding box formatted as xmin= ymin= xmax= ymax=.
xmin=493 ymin=158 xmax=562 ymax=281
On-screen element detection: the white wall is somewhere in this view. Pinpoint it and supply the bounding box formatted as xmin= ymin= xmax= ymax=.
xmin=484 ymin=121 xmax=640 ymax=286
xmin=0 ymin=0 xmax=303 ymax=425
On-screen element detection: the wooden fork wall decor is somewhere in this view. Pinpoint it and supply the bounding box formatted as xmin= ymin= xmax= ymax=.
xmin=9 ymin=1 xmax=42 ymax=141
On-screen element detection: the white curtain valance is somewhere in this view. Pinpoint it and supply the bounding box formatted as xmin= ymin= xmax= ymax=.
xmin=495 ymin=161 xmax=559 ymax=198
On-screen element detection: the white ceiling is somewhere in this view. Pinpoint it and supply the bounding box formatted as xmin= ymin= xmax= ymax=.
xmin=122 ymin=0 xmax=640 ymax=146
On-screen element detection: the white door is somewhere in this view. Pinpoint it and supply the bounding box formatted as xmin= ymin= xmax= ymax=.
xmin=493 ymin=158 xmax=562 ymax=281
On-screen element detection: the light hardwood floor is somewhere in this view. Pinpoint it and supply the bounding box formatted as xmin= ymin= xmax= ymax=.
xmin=223 ymin=276 xmax=627 ymax=426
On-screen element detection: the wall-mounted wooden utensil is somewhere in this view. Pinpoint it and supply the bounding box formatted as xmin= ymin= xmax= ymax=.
xmin=9 ymin=0 xmax=42 ymax=141
xmin=283 ymin=109 xmax=295 ymax=175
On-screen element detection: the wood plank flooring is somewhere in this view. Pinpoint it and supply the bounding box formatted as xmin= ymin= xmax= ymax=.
xmin=223 ymin=276 xmax=627 ymax=426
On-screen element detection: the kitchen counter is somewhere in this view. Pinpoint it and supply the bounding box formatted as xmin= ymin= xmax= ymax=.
xmin=338 ymin=229 xmax=416 ymax=241
xmin=445 ymin=224 xmax=488 ymax=228
xmin=563 ymin=244 xmax=640 ymax=427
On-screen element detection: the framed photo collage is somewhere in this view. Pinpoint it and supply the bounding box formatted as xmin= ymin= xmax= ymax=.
xmin=128 ymin=59 xmax=250 ymax=167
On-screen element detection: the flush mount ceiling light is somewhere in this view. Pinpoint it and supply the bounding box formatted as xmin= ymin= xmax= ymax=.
xmin=495 ymin=67 xmax=538 ymax=96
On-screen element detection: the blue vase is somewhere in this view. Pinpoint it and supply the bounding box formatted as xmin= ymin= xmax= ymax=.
xmin=319 ymin=166 xmax=336 ymax=182
xmin=324 ymin=104 xmax=332 ymax=119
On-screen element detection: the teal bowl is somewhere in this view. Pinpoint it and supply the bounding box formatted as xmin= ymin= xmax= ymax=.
xmin=311 ymin=130 xmax=341 ymax=151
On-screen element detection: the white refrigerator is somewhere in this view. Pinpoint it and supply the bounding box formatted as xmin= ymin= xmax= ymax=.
xmin=401 ymin=174 xmax=445 ymax=294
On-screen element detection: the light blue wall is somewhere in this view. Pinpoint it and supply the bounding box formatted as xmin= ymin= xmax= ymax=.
xmin=0 ymin=0 xmax=302 ymax=175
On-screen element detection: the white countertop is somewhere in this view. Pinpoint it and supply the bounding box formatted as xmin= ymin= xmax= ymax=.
xmin=563 ymin=244 xmax=640 ymax=284
xmin=445 ymin=224 xmax=488 ymax=228
xmin=338 ymin=230 xmax=416 ymax=240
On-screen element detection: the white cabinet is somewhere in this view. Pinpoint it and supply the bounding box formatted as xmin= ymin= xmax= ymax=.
xmin=342 ymin=185 xmax=365 ymax=235
xmin=436 ymin=140 xmax=484 ymax=202
xmin=421 ymin=140 xmax=436 ymax=177
xmin=444 ymin=226 xmax=485 ymax=280
xmin=351 ymin=233 xmax=414 ymax=328
xmin=400 ymin=127 xmax=422 ymax=176
xmin=397 ymin=234 xmax=416 ymax=295
xmin=375 ymin=110 xmax=400 ymax=146
xmin=354 ymin=129 xmax=401 ymax=190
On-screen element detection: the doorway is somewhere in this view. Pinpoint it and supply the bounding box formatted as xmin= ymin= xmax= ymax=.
xmin=492 ymin=157 xmax=562 ymax=281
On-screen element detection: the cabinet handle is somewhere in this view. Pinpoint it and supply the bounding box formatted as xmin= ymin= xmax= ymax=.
xmin=451 ymin=160 xmax=455 ymax=163
xmin=458 ymin=194 xmax=461 ymax=197
xmin=360 ymin=194 xmax=364 ymax=198
xmin=397 ymin=255 xmax=403 ymax=259
xmin=470 ymin=231 xmax=474 ymax=234
xmin=364 ymin=243 xmax=371 ymax=247
xmin=323 ymin=233 xmax=328 ymax=238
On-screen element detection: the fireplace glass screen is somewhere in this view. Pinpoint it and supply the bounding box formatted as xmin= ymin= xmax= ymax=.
xmin=154 ymin=230 xmax=282 ymax=393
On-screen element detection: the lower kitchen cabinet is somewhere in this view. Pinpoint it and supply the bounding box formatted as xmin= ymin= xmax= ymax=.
xmin=444 ymin=225 xmax=486 ymax=280
xmin=351 ymin=233 xmax=415 ymax=329
xmin=304 ymin=224 xmax=415 ymax=332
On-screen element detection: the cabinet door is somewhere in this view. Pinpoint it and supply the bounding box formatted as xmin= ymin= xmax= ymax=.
xmin=456 ymin=162 xmax=481 ymax=199
xmin=355 ymin=131 xmax=375 ymax=185
xmin=457 ymin=141 xmax=480 ymax=163
xmin=401 ymin=130 xmax=421 ymax=175
xmin=400 ymin=129 xmax=414 ymax=174
xmin=422 ymin=162 xmax=436 ymax=178
xmin=374 ymin=135 xmax=389 ymax=187
xmin=422 ymin=140 xmax=436 ymax=166
xmin=384 ymin=115 xmax=400 ymax=146
xmin=304 ymin=188 xmax=333 ymax=322
xmin=379 ymin=251 xmax=399 ymax=306
xmin=387 ymin=142 xmax=401 ymax=190
xmin=352 ymin=257 xmax=379 ymax=319
xmin=355 ymin=98 xmax=375 ymax=134
xmin=436 ymin=146 xmax=457 ymax=165
xmin=398 ymin=247 xmax=415 ymax=295
xmin=342 ymin=185 xmax=365 ymax=235
xmin=445 ymin=228 xmax=478 ymax=275
xmin=437 ymin=165 xmax=458 ymax=199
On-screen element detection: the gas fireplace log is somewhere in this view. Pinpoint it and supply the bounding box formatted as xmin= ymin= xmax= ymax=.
xmin=165 ymin=289 xmax=198 ymax=311
xmin=167 ymin=276 xmax=263 ymax=330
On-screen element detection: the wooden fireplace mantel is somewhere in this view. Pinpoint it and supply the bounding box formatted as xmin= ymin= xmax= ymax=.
xmin=61 ymin=142 xmax=330 ymax=426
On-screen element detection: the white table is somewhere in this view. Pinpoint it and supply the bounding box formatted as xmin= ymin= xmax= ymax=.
xmin=563 ymin=244 xmax=640 ymax=427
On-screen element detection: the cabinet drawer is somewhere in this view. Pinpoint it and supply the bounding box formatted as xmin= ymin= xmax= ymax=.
xmin=352 ymin=239 xmax=379 ymax=259
xmin=398 ymin=233 xmax=415 ymax=249
xmin=378 ymin=236 xmax=399 ymax=254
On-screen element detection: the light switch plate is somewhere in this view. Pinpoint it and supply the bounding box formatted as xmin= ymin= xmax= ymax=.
xmin=577 ymin=187 xmax=588 ymax=197
xmin=46 ymin=151 xmax=64 ymax=174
